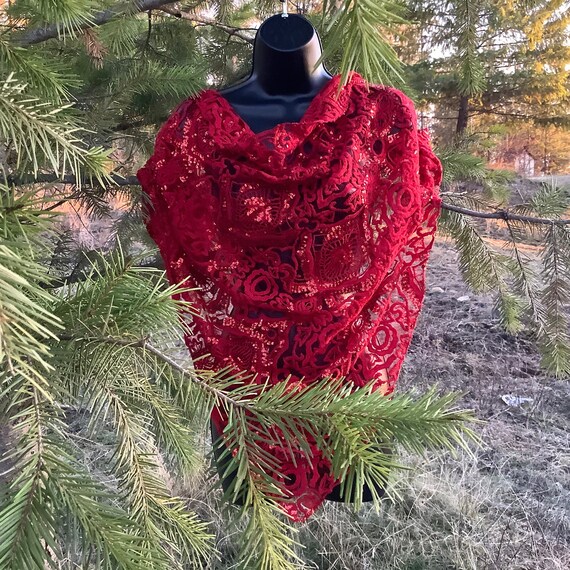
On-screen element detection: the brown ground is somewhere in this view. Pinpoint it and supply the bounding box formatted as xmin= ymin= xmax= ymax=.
xmin=10 ymin=180 xmax=569 ymax=569
xmin=190 ymin=237 xmax=570 ymax=569
xmin=282 ymin=239 xmax=570 ymax=570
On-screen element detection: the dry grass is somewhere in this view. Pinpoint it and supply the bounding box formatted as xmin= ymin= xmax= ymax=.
xmin=172 ymin=240 xmax=570 ymax=569
xmin=40 ymin=178 xmax=570 ymax=568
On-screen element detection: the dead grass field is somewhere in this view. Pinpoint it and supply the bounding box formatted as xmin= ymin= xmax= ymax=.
xmin=21 ymin=178 xmax=570 ymax=568
xmin=177 ymin=238 xmax=570 ymax=570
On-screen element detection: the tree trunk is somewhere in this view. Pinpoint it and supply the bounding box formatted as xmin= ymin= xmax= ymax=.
xmin=456 ymin=95 xmax=469 ymax=134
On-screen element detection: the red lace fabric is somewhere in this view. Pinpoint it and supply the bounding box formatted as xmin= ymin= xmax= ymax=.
xmin=137 ymin=70 xmax=442 ymax=522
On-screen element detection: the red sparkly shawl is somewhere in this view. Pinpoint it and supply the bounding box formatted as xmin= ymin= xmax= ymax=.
xmin=137 ymin=70 xmax=442 ymax=522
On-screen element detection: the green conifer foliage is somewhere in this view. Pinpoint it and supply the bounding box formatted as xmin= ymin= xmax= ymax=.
xmin=0 ymin=2 xmax=567 ymax=569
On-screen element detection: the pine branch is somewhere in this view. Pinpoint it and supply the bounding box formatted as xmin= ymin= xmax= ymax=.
xmin=318 ymin=0 xmax=408 ymax=88
xmin=325 ymin=418 xmax=396 ymax=509
xmin=89 ymin=381 xmax=177 ymax=567
xmin=75 ymin=356 xmax=214 ymax=568
xmin=0 ymin=38 xmax=79 ymax=103
xmin=0 ymin=388 xmax=59 ymax=570
xmin=6 ymin=173 xmax=570 ymax=226
xmin=159 ymin=6 xmax=255 ymax=43
xmin=62 ymin=332 xmax=479 ymax=448
xmin=239 ymin=484 xmax=304 ymax=570
xmin=3 ymin=173 xmax=139 ymax=187
xmin=441 ymin=201 xmax=570 ymax=225
xmin=0 ymin=381 xmax=161 ymax=569
xmin=9 ymin=0 xmax=97 ymax=37
xmin=503 ymin=218 xmax=545 ymax=334
xmin=139 ymin=378 xmax=202 ymax=474
xmin=0 ymin=186 xmax=59 ymax=239
xmin=15 ymin=0 xmax=182 ymax=46
xmin=438 ymin=207 xmax=512 ymax=292
xmin=438 ymin=148 xmax=487 ymax=186
xmin=528 ymin=179 xmax=570 ymax=219
xmin=454 ymin=0 xmax=486 ymax=96
xmin=47 ymin=448 xmax=153 ymax=569
xmin=0 ymin=74 xmax=112 ymax=183
xmin=539 ymin=224 xmax=570 ymax=377
xmin=0 ymin=244 xmax=61 ymax=393
xmin=61 ymin=333 xmax=247 ymax=411
xmin=64 ymin=334 xmax=480 ymax=500
xmin=3 ymin=202 xmax=479 ymax=568
xmin=96 ymin=13 xmax=146 ymax=57
xmin=221 ymin=409 xmax=306 ymax=570
xmin=111 ymin=60 xmax=207 ymax=103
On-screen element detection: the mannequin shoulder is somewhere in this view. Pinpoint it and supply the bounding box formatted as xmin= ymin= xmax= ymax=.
xmin=154 ymin=94 xmax=202 ymax=143
xmin=366 ymin=83 xmax=417 ymax=111
xmin=366 ymin=84 xmax=419 ymax=128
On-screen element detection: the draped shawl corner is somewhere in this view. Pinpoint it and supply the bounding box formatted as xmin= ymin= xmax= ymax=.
xmin=136 ymin=70 xmax=443 ymax=522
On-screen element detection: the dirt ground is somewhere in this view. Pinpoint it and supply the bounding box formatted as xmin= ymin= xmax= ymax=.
xmin=24 ymin=179 xmax=570 ymax=568
xmin=284 ymin=238 xmax=570 ymax=570
xmin=394 ymin=239 xmax=570 ymax=569
xmin=175 ymin=236 xmax=570 ymax=570
xmin=529 ymin=175 xmax=570 ymax=187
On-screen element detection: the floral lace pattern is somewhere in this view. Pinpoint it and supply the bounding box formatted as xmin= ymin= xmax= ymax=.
xmin=137 ymin=70 xmax=443 ymax=522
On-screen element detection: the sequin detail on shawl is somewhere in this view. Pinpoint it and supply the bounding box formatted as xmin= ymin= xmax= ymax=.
xmin=136 ymin=70 xmax=443 ymax=522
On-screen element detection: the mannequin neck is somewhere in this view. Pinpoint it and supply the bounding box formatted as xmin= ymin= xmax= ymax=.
xmin=251 ymin=16 xmax=328 ymax=95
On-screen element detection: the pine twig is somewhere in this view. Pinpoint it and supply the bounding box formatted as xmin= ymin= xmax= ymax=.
xmin=59 ymin=334 xmax=246 ymax=410
xmin=6 ymin=173 xmax=570 ymax=226
xmin=15 ymin=1 xmax=181 ymax=46
xmin=442 ymin=202 xmax=570 ymax=225
xmin=2 ymin=173 xmax=138 ymax=188
xmin=4 ymin=171 xmax=566 ymax=234
xmin=159 ymin=7 xmax=255 ymax=44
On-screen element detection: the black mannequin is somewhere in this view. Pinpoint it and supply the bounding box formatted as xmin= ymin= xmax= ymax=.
xmin=210 ymin=7 xmax=389 ymax=506
xmin=216 ymin=12 xmax=333 ymax=134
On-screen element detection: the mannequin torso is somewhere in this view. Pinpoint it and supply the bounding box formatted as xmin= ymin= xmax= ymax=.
xmin=217 ymin=13 xmax=333 ymax=134
xmin=210 ymin=12 xmax=388 ymax=507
